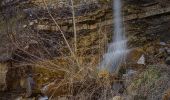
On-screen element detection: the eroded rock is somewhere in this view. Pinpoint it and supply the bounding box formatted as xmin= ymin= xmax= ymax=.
xmin=137 ymin=54 xmax=145 ymax=65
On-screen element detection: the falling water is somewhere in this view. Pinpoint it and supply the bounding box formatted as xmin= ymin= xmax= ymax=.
xmin=100 ymin=0 xmax=127 ymax=73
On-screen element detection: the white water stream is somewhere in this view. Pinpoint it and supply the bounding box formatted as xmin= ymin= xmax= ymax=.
xmin=100 ymin=0 xmax=127 ymax=73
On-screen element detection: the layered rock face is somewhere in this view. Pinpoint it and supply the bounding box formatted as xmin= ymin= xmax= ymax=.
xmin=124 ymin=0 xmax=170 ymax=45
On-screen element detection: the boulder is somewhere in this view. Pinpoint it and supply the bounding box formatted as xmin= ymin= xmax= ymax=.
xmin=112 ymin=82 xmax=124 ymax=94
xmin=23 ymin=25 xmax=27 ymax=28
xmin=137 ymin=55 xmax=145 ymax=65
xmin=38 ymin=96 xmax=48 ymax=100
xmin=159 ymin=42 xmax=166 ymax=46
xmin=112 ymin=96 xmax=124 ymax=100
xmin=126 ymin=48 xmax=144 ymax=64
xmin=165 ymin=57 xmax=170 ymax=65
xmin=123 ymin=69 xmax=137 ymax=78
xmin=166 ymin=49 xmax=170 ymax=56
xmin=125 ymin=48 xmax=146 ymax=70
xmin=29 ymin=22 xmax=34 ymax=26
xmin=159 ymin=48 xmax=166 ymax=54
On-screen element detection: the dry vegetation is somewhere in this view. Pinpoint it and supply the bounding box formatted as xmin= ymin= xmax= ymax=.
xmin=0 ymin=0 xmax=117 ymax=99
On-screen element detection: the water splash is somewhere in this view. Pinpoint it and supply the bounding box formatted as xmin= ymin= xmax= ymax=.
xmin=100 ymin=0 xmax=127 ymax=73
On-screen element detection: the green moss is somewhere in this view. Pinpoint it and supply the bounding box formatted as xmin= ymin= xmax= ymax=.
xmin=131 ymin=66 xmax=161 ymax=90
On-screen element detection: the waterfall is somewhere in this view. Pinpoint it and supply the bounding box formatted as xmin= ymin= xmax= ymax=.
xmin=100 ymin=0 xmax=127 ymax=73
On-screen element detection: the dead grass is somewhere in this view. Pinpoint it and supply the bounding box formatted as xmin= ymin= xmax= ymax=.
xmin=129 ymin=66 xmax=160 ymax=89
xmin=29 ymin=1 xmax=113 ymax=99
xmin=0 ymin=0 xmax=115 ymax=99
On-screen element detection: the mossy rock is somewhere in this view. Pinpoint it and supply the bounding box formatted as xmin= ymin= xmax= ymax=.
xmin=126 ymin=48 xmax=144 ymax=64
xmin=32 ymin=59 xmax=67 ymax=89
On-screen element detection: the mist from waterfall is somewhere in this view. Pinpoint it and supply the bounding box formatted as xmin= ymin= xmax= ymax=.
xmin=100 ymin=0 xmax=127 ymax=73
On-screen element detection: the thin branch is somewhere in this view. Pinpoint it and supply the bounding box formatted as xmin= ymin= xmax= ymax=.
xmin=70 ymin=0 xmax=77 ymax=55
